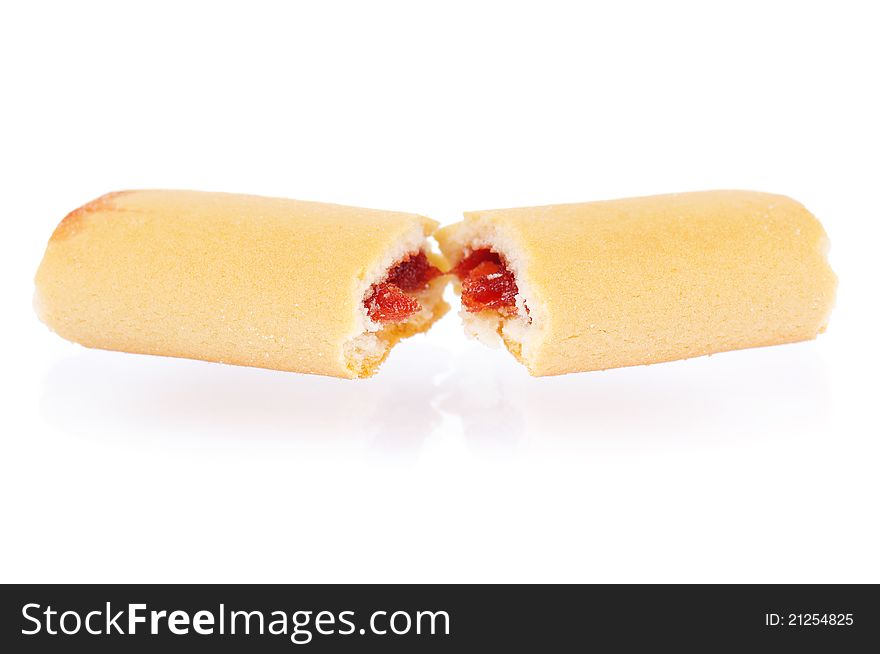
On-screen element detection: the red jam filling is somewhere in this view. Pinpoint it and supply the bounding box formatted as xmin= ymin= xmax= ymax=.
xmin=365 ymin=251 xmax=442 ymax=323
xmin=453 ymin=249 xmax=519 ymax=316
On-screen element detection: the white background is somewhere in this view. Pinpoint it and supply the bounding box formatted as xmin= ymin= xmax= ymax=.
xmin=1 ymin=1 xmax=878 ymax=583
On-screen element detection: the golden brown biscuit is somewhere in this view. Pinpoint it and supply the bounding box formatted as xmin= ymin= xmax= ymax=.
xmin=436 ymin=191 xmax=837 ymax=376
xmin=35 ymin=190 xmax=449 ymax=378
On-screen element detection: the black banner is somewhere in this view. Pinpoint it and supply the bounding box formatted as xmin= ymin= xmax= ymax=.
xmin=1 ymin=584 xmax=876 ymax=651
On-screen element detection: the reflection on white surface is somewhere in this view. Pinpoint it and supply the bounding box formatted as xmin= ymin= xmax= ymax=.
xmin=40 ymin=336 xmax=831 ymax=458
xmin=40 ymin=340 xmax=450 ymax=456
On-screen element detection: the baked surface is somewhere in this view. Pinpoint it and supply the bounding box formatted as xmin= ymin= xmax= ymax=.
xmin=35 ymin=190 xmax=446 ymax=378
xmin=437 ymin=191 xmax=837 ymax=376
